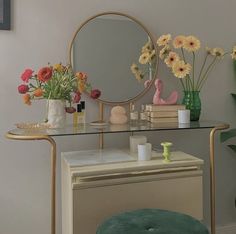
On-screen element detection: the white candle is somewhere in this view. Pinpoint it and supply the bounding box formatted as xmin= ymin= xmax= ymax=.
xmin=178 ymin=109 xmax=190 ymax=124
xmin=130 ymin=135 xmax=147 ymax=153
xmin=138 ymin=143 xmax=152 ymax=161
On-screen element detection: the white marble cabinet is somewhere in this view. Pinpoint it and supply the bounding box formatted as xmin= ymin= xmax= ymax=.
xmin=61 ymin=149 xmax=204 ymax=234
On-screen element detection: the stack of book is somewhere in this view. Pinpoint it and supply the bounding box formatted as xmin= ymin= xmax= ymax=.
xmin=146 ymin=104 xmax=186 ymax=123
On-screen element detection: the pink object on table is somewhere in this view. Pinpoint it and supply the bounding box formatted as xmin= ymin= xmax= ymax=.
xmin=153 ymin=79 xmax=178 ymax=105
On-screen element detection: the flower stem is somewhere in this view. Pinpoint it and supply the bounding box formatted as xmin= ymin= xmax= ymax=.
xmin=196 ymin=53 xmax=209 ymax=90
xmin=198 ymin=56 xmax=218 ymax=90
xmin=192 ymin=52 xmax=195 ymax=91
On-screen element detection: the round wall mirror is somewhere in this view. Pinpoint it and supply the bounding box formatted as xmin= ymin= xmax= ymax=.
xmin=69 ymin=12 xmax=158 ymax=105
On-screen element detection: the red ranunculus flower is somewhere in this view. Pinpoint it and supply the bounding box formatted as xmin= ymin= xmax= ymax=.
xmin=38 ymin=67 xmax=52 ymax=82
xmin=73 ymin=91 xmax=81 ymax=103
xmin=18 ymin=84 xmax=29 ymax=94
xmin=90 ymin=89 xmax=101 ymax=99
xmin=65 ymin=107 xmax=76 ymax=114
xmin=21 ymin=69 xmax=33 ymax=83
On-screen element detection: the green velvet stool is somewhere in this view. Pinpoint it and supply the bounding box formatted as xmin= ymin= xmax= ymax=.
xmin=96 ymin=209 xmax=209 ymax=234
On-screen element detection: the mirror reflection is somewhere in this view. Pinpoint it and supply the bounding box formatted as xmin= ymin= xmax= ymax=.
xmin=70 ymin=14 xmax=157 ymax=103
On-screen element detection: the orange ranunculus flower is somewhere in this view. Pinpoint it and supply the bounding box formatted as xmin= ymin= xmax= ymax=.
xmin=76 ymin=72 xmax=87 ymax=81
xmin=33 ymin=88 xmax=43 ymax=97
xmin=38 ymin=67 xmax=52 ymax=82
xmin=23 ymin=94 xmax=31 ymax=105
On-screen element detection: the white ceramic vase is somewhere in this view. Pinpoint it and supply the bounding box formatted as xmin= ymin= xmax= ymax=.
xmin=47 ymin=99 xmax=66 ymax=128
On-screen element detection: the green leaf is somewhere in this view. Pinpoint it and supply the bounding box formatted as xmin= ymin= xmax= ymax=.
xmin=220 ymin=128 xmax=236 ymax=142
xmin=228 ymin=144 xmax=236 ymax=153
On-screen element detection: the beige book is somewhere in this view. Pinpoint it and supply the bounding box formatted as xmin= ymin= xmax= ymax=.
xmin=148 ymin=117 xmax=178 ymax=123
xmin=146 ymin=104 xmax=185 ymax=112
xmin=148 ymin=111 xmax=178 ymax=118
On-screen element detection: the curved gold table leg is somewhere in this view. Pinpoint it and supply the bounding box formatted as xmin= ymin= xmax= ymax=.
xmin=5 ymin=133 xmax=57 ymax=234
xmin=209 ymin=124 xmax=229 ymax=234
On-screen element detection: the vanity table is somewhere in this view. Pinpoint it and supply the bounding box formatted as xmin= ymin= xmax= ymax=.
xmin=6 ymin=121 xmax=229 ymax=234
xmin=5 ymin=10 xmax=230 ymax=234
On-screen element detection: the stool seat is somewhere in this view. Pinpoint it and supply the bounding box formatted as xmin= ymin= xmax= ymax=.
xmin=96 ymin=209 xmax=209 ymax=234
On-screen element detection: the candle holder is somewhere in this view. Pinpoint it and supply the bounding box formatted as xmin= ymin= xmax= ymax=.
xmin=161 ymin=142 xmax=173 ymax=162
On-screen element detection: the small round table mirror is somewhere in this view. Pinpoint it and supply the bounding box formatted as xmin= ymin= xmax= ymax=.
xmin=69 ymin=12 xmax=158 ymax=105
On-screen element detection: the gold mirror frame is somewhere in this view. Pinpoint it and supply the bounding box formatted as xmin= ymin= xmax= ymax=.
xmin=69 ymin=11 xmax=159 ymax=106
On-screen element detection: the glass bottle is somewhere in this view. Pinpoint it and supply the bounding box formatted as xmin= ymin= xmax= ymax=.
xmin=140 ymin=104 xmax=147 ymax=123
xmin=130 ymin=104 xmax=139 ymax=124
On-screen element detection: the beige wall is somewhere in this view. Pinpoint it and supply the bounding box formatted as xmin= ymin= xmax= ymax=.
xmin=1 ymin=0 xmax=236 ymax=234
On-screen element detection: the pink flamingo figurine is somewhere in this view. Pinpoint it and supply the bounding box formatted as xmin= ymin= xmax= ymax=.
xmin=153 ymin=79 xmax=178 ymax=105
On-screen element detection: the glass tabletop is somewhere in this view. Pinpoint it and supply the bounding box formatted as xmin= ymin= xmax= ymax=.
xmin=7 ymin=120 xmax=228 ymax=137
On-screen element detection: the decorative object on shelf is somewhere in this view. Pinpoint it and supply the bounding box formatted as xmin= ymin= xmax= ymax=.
xmin=161 ymin=141 xmax=173 ymax=162
xmin=178 ymin=109 xmax=190 ymax=124
xmin=157 ymin=34 xmax=236 ymax=121
xmin=138 ymin=143 xmax=152 ymax=161
xmin=130 ymin=135 xmax=147 ymax=154
xmin=17 ymin=64 xmax=101 ymax=128
xmin=130 ymin=104 xmax=139 ymax=124
xmin=146 ymin=104 xmax=185 ymax=124
xmin=153 ymin=79 xmax=178 ymax=105
xmin=47 ymin=99 xmax=66 ymax=128
xmin=15 ymin=122 xmax=51 ymax=129
xmin=109 ymin=106 xmax=128 ymax=124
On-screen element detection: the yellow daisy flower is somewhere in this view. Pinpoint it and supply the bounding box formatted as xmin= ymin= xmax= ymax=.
xmin=164 ymin=52 xmax=180 ymax=67
xmin=139 ymin=52 xmax=151 ymax=64
xmin=231 ymin=46 xmax=236 ymax=60
xmin=183 ymin=36 xmax=201 ymax=52
xmin=212 ymin=47 xmax=225 ymax=57
xmin=172 ymin=60 xmax=191 ymax=78
xmin=157 ymin=34 xmax=171 ymax=47
xmin=130 ymin=63 xmax=139 ymax=74
xmin=159 ymin=45 xmax=170 ymax=59
xmin=173 ymin=35 xmax=186 ymax=48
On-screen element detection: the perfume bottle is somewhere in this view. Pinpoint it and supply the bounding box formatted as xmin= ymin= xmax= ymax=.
xmin=140 ymin=104 xmax=147 ymax=123
xmin=80 ymin=101 xmax=86 ymax=124
xmin=130 ymin=104 xmax=138 ymax=124
xmin=77 ymin=104 xmax=85 ymax=124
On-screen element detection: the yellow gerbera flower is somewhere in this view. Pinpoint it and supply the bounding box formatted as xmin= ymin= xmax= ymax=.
xmin=141 ymin=41 xmax=153 ymax=53
xmin=173 ymin=35 xmax=186 ymax=48
xmin=172 ymin=60 xmax=191 ymax=78
xmin=206 ymin=46 xmax=213 ymax=55
xmin=164 ymin=52 xmax=180 ymax=67
xmin=231 ymin=46 xmax=236 ymax=60
xmin=149 ymin=49 xmax=156 ymax=60
xmin=139 ymin=52 xmax=151 ymax=64
xmin=159 ymin=45 xmax=170 ymax=59
xmin=183 ymin=36 xmax=201 ymax=52
xmin=157 ymin=34 xmax=171 ymax=47
xmin=130 ymin=63 xmax=139 ymax=74
xmin=211 ymin=47 xmax=225 ymax=57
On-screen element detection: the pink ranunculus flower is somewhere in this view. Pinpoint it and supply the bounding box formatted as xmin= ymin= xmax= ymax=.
xmin=18 ymin=84 xmax=29 ymax=94
xmin=90 ymin=89 xmax=101 ymax=99
xmin=21 ymin=69 xmax=34 ymax=83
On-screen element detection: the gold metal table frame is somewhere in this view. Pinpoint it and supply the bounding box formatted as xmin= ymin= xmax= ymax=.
xmin=5 ymin=122 xmax=229 ymax=234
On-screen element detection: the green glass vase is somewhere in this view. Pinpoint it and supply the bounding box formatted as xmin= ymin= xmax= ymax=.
xmin=182 ymin=91 xmax=201 ymax=121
